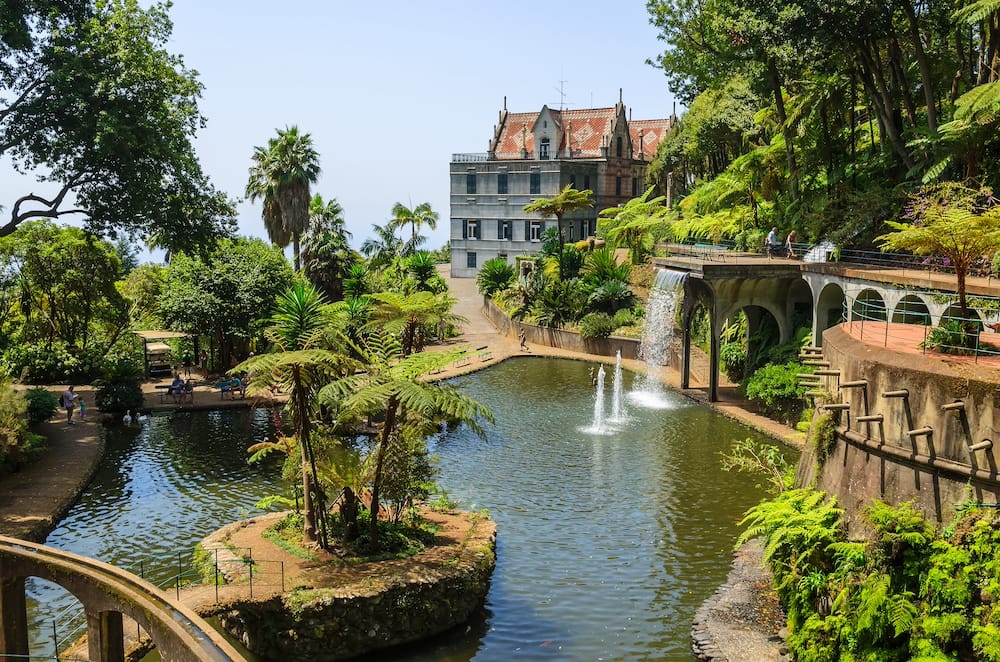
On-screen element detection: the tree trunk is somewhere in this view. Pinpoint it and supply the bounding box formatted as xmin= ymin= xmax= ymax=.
xmin=293 ymin=233 xmax=301 ymax=272
xmin=341 ymin=487 xmax=359 ymax=541
xmin=901 ymin=1 xmax=937 ymax=131
xmin=556 ymin=214 xmax=565 ymax=280
xmin=767 ymin=61 xmax=798 ymax=201
xmin=369 ymin=394 xmax=399 ymax=554
xmin=294 ymin=370 xmax=319 ymax=547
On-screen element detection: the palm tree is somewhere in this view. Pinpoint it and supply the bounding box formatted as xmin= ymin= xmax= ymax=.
xmin=246 ymin=126 xmax=321 ymax=270
xmin=367 ymin=290 xmax=467 ymax=355
xmin=303 ymin=194 xmax=355 ymax=301
xmin=599 ymin=186 xmax=671 ymax=265
xmin=391 ymin=202 xmax=438 ymax=253
xmin=320 ymin=330 xmax=492 ymax=553
xmin=360 ymin=221 xmax=404 ymax=270
xmin=523 ymin=185 xmax=594 ymax=280
xmin=235 ymin=283 xmax=356 ymax=549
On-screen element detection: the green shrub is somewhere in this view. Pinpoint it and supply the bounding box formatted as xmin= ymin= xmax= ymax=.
xmin=586 ymin=279 xmax=636 ymax=314
xmin=920 ymin=319 xmax=973 ymax=354
xmin=578 ymin=312 xmax=617 ymax=339
xmin=24 ymin=388 xmax=59 ymax=425
xmin=94 ymin=358 xmax=144 ymax=414
xmin=721 ymin=341 xmax=747 ymax=381
xmin=1 ymin=342 xmax=103 ymax=384
xmin=612 ymin=308 xmax=635 ymax=327
xmin=744 ymin=361 xmax=810 ymax=422
xmin=476 ymin=257 xmax=516 ymax=296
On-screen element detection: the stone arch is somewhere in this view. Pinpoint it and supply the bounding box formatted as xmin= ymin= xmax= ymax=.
xmin=942 ymin=304 xmax=983 ymax=328
xmin=892 ymin=295 xmax=932 ymax=325
xmin=851 ymin=288 xmax=887 ymax=322
xmin=721 ymin=305 xmax=783 ymax=381
xmin=814 ymin=282 xmax=846 ymax=346
xmin=787 ymin=279 xmax=814 ymax=339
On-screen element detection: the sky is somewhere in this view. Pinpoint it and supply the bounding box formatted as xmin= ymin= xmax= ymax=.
xmin=3 ymin=1 xmax=678 ymax=260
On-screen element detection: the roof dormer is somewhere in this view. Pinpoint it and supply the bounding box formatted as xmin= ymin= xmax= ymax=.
xmin=532 ymin=105 xmax=561 ymax=160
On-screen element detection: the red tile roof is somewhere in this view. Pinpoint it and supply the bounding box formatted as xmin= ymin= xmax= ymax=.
xmin=492 ymin=106 xmax=672 ymax=161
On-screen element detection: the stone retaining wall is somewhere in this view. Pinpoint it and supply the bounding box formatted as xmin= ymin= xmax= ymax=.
xmin=481 ymin=296 xmax=643 ymax=359
xmin=200 ymin=513 xmax=496 ymax=661
xmin=801 ymin=326 xmax=1000 ymax=527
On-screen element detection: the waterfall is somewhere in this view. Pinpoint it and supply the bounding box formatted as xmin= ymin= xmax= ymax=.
xmin=584 ymin=365 xmax=608 ymax=434
xmin=631 ymin=268 xmax=687 ymax=409
xmin=608 ymin=350 xmax=627 ymax=424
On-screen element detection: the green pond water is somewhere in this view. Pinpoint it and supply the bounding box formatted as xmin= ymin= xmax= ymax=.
xmin=29 ymin=357 xmax=793 ymax=661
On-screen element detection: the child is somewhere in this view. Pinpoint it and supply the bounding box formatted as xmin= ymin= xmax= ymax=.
xmin=77 ymin=397 xmax=86 ymax=421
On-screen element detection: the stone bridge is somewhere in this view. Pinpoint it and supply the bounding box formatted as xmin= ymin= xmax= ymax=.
xmin=0 ymin=535 xmax=245 ymax=661
xmin=653 ymin=253 xmax=1000 ymax=401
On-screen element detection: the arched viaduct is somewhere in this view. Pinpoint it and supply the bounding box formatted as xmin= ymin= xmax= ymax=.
xmin=653 ymin=256 xmax=1000 ymax=401
xmin=0 ymin=535 xmax=245 ymax=661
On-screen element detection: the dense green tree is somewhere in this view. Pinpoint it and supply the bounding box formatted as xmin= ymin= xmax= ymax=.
xmin=246 ymin=126 xmax=321 ymax=270
xmin=0 ymin=220 xmax=127 ymax=351
xmin=360 ymin=221 xmax=404 ymax=270
xmin=302 ymin=194 xmax=356 ymax=302
xmin=0 ymin=1 xmax=236 ymax=253
xmin=157 ymin=237 xmax=293 ymax=368
xmin=523 ymin=186 xmax=594 ymax=280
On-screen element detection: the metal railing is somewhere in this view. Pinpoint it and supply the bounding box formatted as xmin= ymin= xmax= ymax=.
xmin=846 ymin=298 xmax=1000 ymax=362
xmin=451 ymin=153 xmax=490 ymax=162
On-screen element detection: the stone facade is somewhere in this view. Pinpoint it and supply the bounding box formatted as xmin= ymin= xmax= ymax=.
xmin=449 ymin=96 xmax=673 ymax=277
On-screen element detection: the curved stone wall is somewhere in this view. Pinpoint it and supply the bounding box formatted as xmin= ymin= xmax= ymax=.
xmin=801 ymin=326 xmax=1000 ymax=527
xmin=208 ymin=514 xmax=496 ymax=661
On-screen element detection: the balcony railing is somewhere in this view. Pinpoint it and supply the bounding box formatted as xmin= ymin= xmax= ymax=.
xmin=452 ymin=153 xmax=490 ymax=162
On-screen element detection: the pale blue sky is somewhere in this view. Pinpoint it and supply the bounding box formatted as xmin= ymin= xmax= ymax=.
xmin=4 ymin=1 xmax=678 ymax=257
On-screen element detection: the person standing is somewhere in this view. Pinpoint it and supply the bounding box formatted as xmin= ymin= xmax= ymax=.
xmin=61 ymin=386 xmax=76 ymax=425
xmin=182 ymin=350 xmax=192 ymax=377
xmin=766 ymin=227 xmax=779 ymax=259
xmin=785 ymin=230 xmax=797 ymax=258
xmin=519 ymin=327 xmax=529 ymax=352
xmin=77 ymin=397 xmax=86 ymax=421
xmin=199 ymin=349 xmax=208 ymax=373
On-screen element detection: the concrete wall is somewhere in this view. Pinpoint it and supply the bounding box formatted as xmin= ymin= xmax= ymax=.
xmin=481 ymin=296 xmax=643 ymax=359
xmin=800 ymin=326 xmax=1000 ymax=527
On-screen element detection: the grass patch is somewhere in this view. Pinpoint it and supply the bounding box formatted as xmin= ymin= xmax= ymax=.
xmin=263 ymin=513 xmax=319 ymax=561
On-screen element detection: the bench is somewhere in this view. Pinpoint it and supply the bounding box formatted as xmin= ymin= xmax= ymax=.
xmin=215 ymin=378 xmax=245 ymax=400
xmin=475 ymin=345 xmax=492 ymax=362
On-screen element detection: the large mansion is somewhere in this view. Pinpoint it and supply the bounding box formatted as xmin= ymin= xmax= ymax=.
xmin=449 ymin=94 xmax=673 ymax=277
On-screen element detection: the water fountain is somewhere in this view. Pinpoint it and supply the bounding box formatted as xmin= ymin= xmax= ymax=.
xmin=584 ymin=364 xmax=608 ymax=434
xmin=608 ymin=350 xmax=627 ymax=424
xmin=630 ymin=268 xmax=687 ymax=409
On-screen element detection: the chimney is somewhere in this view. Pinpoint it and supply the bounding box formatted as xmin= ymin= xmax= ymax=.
xmin=565 ymin=120 xmax=573 ymax=158
xmin=638 ymin=129 xmax=645 ymax=162
xmin=521 ymin=123 xmax=529 ymax=159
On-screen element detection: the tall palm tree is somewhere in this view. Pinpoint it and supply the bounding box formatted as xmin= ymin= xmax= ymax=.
xmin=236 ymin=284 xmax=356 ymax=549
xmin=391 ymin=201 xmax=438 ymax=253
xmin=523 ymin=185 xmax=594 ymax=280
xmin=309 ymin=194 xmax=351 ymax=244
xmin=320 ymin=330 xmax=492 ymax=553
xmin=246 ymin=126 xmax=321 ymax=270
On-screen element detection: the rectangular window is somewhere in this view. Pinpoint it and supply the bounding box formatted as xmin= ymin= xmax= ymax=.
xmin=569 ymin=174 xmax=576 ymax=188
xmin=615 ymin=176 xmax=622 ymax=196
xmin=539 ymin=139 xmax=550 ymax=160
xmin=616 ymin=137 xmax=623 ymax=158
xmin=530 ymin=171 xmax=540 ymax=195
xmin=466 ymin=172 xmax=477 ymax=195
xmin=498 ymin=220 xmax=511 ymax=240
xmin=583 ymin=174 xmax=590 ymax=190
xmin=467 ymin=252 xmax=477 ymax=269
xmin=467 ymin=220 xmax=479 ymax=239
xmin=530 ymin=221 xmax=542 ymax=241
xmin=632 ymin=176 xmax=639 ymax=197
xmin=497 ymin=172 xmax=508 ymax=195
xmin=569 ymin=224 xmax=576 ymax=241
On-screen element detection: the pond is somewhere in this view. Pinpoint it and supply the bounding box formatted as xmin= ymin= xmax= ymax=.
xmin=29 ymin=357 xmax=792 ymax=661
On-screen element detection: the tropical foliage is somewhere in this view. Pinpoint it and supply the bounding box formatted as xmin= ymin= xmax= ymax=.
xmin=523 ymin=186 xmax=594 ymax=280
xmin=741 ymin=489 xmax=1000 ymax=661
xmin=646 ymin=0 xmax=1000 ymax=248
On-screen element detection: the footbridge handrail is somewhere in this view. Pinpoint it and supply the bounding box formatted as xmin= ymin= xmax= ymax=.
xmin=0 ymin=535 xmax=246 ymax=662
